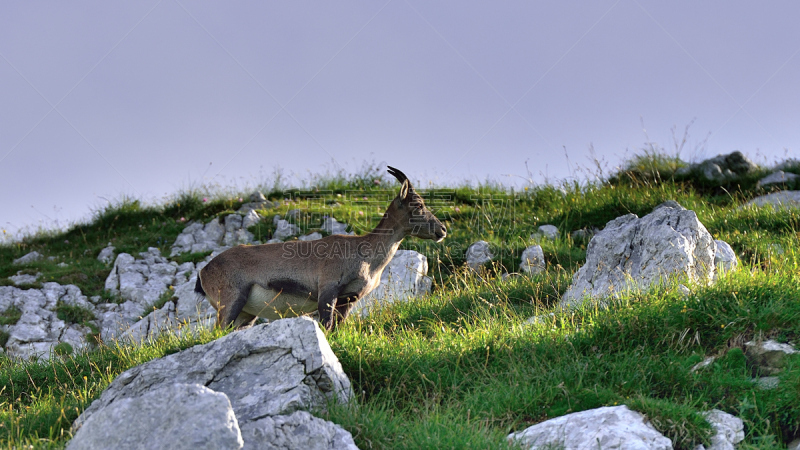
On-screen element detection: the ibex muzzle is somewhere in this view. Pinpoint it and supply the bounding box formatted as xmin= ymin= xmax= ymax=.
xmin=195 ymin=166 xmax=446 ymax=330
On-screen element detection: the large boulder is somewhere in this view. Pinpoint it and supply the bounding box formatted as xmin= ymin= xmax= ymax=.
xmin=67 ymin=383 xmax=243 ymax=450
xmin=351 ymin=250 xmax=432 ymax=316
xmin=561 ymin=203 xmax=716 ymax=307
xmin=74 ymin=317 xmax=352 ymax=434
xmin=507 ymin=405 xmax=673 ymax=449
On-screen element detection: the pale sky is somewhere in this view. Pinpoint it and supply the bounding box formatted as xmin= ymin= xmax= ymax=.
xmin=2 ymin=1 xmax=799 ymax=240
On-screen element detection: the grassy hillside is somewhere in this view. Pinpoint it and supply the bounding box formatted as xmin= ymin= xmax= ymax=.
xmin=1 ymin=155 xmax=799 ymax=448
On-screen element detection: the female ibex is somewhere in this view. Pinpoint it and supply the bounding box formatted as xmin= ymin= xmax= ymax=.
xmin=195 ymin=166 xmax=446 ymax=330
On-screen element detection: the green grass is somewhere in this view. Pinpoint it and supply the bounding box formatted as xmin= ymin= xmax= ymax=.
xmin=0 ymin=153 xmax=799 ymax=448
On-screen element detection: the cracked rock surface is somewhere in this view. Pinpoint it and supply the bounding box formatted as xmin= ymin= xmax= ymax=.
xmin=561 ymin=203 xmax=715 ymax=307
xmin=240 ymin=410 xmax=358 ymax=450
xmin=74 ymin=317 xmax=352 ymax=433
xmin=67 ymin=383 xmax=243 ymax=450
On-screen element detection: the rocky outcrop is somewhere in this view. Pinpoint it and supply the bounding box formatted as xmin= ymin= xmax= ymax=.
xmin=678 ymin=151 xmax=759 ymax=182
xmin=67 ymin=383 xmax=243 ymax=450
xmin=9 ymin=272 xmax=40 ymax=285
xmin=466 ymin=240 xmax=493 ymax=269
xmin=72 ymin=317 xmax=353 ymax=449
xmin=561 ymin=203 xmax=716 ymax=307
xmin=322 ymin=217 xmax=353 ymax=235
xmin=0 ymin=283 xmax=94 ymax=359
xmin=507 ymin=405 xmax=673 ymax=449
xmin=171 ymin=213 xmax=260 ymax=257
xmin=97 ymin=244 xmax=116 ymax=265
xmin=351 ymin=250 xmax=432 ymax=316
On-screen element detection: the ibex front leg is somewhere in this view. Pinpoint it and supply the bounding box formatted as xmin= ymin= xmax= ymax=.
xmin=317 ymin=284 xmax=343 ymax=331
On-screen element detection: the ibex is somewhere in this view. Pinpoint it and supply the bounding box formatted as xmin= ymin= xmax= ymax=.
xmin=195 ymin=166 xmax=447 ymax=331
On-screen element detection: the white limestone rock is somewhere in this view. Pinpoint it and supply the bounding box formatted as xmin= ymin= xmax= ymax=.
xmin=466 ymin=240 xmax=493 ymax=269
xmin=240 ymin=410 xmax=358 ymax=450
xmin=744 ymin=339 xmax=798 ymax=374
xmin=696 ymin=409 xmax=744 ymax=450
xmin=520 ymin=245 xmax=545 ymax=275
xmin=13 ymin=251 xmax=43 ymax=265
xmin=745 ymin=190 xmax=800 ymax=209
xmin=714 ymin=240 xmax=738 ymax=275
xmin=9 ymin=272 xmax=40 ymax=285
xmin=74 ymin=317 xmax=352 ymax=432
xmin=299 ymin=232 xmax=323 ymax=241
xmin=67 ymin=383 xmax=243 ymax=450
xmin=757 ymin=170 xmax=799 ymax=188
xmin=532 ymin=225 xmax=559 ymax=241
xmin=321 ymin=217 xmax=353 ymax=235
xmin=507 ymin=405 xmax=673 ymax=450
xmin=242 ymin=209 xmax=261 ymax=229
xmin=273 ymin=219 xmax=301 ymax=241
xmin=119 ymin=301 xmax=177 ymax=344
xmin=104 ymin=249 xmax=177 ymax=309
xmin=97 ymin=244 xmax=116 ymax=265
xmin=561 ymin=204 xmax=716 ymax=308
xmin=352 ymin=250 xmax=432 ymax=317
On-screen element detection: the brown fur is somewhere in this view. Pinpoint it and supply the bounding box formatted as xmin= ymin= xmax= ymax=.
xmin=197 ymin=167 xmax=446 ymax=330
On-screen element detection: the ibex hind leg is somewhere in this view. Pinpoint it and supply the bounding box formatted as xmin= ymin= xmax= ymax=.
xmin=215 ymin=284 xmax=252 ymax=330
xmin=231 ymin=311 xmax=257 ymax=329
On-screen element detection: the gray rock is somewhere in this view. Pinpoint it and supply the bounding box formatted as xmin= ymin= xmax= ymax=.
xmin=695 ymin=151 xmax=758 ymax=182
xmin=654 ymin=200 xmax=687 ymax=211
xmin=466 ymin=240 xmax=493 ymax=269
xmin=744 ymin=339 xmax=798 ymax=375
xmin=714 ymin=240 xmax=738 ymax=274
xmin=534 ymin=225 xmax=559 ymax=240
xmin=105 ymin=249 xmax=177 ymax=309
xmin=9 ymin=272 xmax=40 ymax=285
xmin=507 ymin=405 xmax=673 ymax=449
xmin=74 ymin=317 xmax=352 ymax=431
xmin=754 ymin=376 xmax=780 ymax=390
xmin=273 ymin=219 xmax=300 ymax=241
xmin=240 ymin=410 xmax=358 ymax=450
xmin=251 ymin=191 xmax=267 ymax=202
xmin=352 ymin=250 xmax=432 ymax=316
xmin=789 ymin=438 xmax=800 ymax=450
xmin=520 ymin=245 xmax=545 ymax=275
xmin=757 ymin=170 xmax=799 ymax=188
xmin=68 ymin=383 xmax=243 ymax=450
xmin=242 ymin=210 xmax=261 ymax=229
xmin=698 ymin=409 xmax=744 ymax=450
xmin=299 ymin=232 xmax=323 ymax=241
xmin=321 ymin=217 xmax=353 ymax=235
xmin=97 ymin=244 xmax=116 ymax=265
xmin=745 ymin=190 xmax=800 ymax=209
xmin=571 ymin=228 xmax=598 ymax=243
xmin=238 ymin=200 xmax=275 ymax=215
xmin=13 ymin=251 xmax=43 ymax=265
xmin=120 ymin=301 xmax=177 ymax=344
xmin=561 ymin=205 xmax=715 ymax=307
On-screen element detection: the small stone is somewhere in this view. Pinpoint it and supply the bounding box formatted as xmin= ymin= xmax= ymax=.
xmin=250 ymin=191 xmax=267 ymax=202
xmin=690 ymin=356 xmax=715 ymax=373
xmin=746 ymin=191 xmax=800 ymax=209
xmin=702 ymin=409 xmax=744 ymax=450
xmin=519 ymin=245 xmax=545 ymax=274
xmin=754 ymin=376 xmax=780 ymax=390
xmin=744 ymin=339 xmax=798 ymax=374
xmin=13 ymin=251 xmax=43 ymax=265
xmin=299 ymin=232 xmax=323 ymax=241
xmin=97 ymin=244 xmax=116 ymax=265
xmin=465 ymin=240 xmax=493 ymax=269
xmin=757 ymin=170 xmax=799 ymax=188
xmin=10 ymin=272 xmax=40 ymax=286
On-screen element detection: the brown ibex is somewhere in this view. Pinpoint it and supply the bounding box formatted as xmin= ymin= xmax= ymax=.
xmin=195 ymin=166 xmax=447 ymax=330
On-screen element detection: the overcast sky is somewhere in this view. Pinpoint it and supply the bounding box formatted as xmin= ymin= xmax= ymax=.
xmin=2 ymin=1 xmax=799 ymax=240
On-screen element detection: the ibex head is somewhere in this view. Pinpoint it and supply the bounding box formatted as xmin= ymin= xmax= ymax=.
xmin=386 ymin=166 xmax=447 ymax=242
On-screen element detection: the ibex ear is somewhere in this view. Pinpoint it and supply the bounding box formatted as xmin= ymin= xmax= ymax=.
xmin=399 ymin=179 xmax=410 ymax=201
